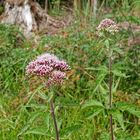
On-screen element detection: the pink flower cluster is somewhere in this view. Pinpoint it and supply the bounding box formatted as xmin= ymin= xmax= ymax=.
xmin=97 ymin=18 xmax=119 ymax=34
xmin=26 ymin=53 xmax=70 ymax=87
xmin=46 ymin=71 xmax=66 ymax=87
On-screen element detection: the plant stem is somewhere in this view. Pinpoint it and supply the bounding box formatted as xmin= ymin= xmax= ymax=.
xmin=109 ymin=50 xmax=114 ymax=140
xmin=110 ymin=114 xmax=114 ymax=140
xmin=50 ymin=97 xmax=59 ymax=140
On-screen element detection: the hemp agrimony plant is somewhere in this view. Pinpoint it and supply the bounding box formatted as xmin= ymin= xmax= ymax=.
xmin=26 ymin=53 xmax=70 ymax=140
xmin=97 ymin=18 xmax=119 ymax=140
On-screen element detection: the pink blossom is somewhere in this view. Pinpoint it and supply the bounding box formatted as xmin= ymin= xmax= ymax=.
xmin=46 ymin=71 xmax=66 ymax=87
xmin=97 ymin=18 xmax=119 ymax=34
xmin=26 ymin=53 xmax=70 ymax=87
xmin=34 ymin=65 xmax=53 ymax=76
xmin=51 ymin=70 xmax=66 ymax=83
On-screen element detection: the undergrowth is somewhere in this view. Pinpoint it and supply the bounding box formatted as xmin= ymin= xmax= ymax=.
xmin=0 ymin=14 xmax=140 ymax=140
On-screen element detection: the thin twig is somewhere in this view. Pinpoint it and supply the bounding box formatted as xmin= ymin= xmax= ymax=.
xmin=109 ymin=49 xmax=114 ymax=140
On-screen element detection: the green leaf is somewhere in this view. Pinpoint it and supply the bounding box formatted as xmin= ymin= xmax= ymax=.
xmin=128 ymin=108 xmax=140 ymax=118
xmin=24 ymin=104 xmax=47 ymax=110
xmin=116 ymin=102 xmax=140 ymax=118
xmin=99 ymin=85 xmax=108 ymax=95
xmin=56 ymin=97 xmax=79 ymax=107
xmin=112 ymin=69 xmax=127 ymax=77
xmin=24 ymin=127 xmax=50 ymax=136
xmin=112 ymin=110 xmax=125 ymax=130
xmin=85 ymin=108 xmax=104 ymax=119
xmin=82 ymin=100 xmax=104 ymax=109
xmin=93 ymin=73 xmax=107 ymax=94
xmin=112 ymin=47 xmax=124 ymax=55
xmin=60 ymin=124 xmax=82 ymax=136
xmin=38 ymin=92 xmax=49 ymax=100
xmin=44 ymin=113 xmax=50 ymax=129
xmin=105 ymin=39 xmax=110 ymax=48
xmin=17 ymin=112 xmax=41 ymax=137
xmin=112 ymin=77 xmax=121 ymax=93
xmin=98 ymin=132 xmax=110 ymax=140
xmin=85 ymin=65 xmax=108 ymax=72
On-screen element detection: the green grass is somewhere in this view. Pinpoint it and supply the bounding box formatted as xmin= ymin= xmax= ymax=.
xmin=0 ymin=13 xmax=140 ymax=140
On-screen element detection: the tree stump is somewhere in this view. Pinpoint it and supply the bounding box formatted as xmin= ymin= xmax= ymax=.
xmin=0 ymin=0 xmax=64 ymax=37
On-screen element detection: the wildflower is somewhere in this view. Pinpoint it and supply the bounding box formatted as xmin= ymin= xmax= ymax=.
xmin=26 ymin=53 xmax=70 ymax=87
xmin=46 ymin=71 xmax=66 ymax=87
xmin=97 ymin=18 xmax=119 ymax=35
xmin=51 ymin=70 xmax=66 ymax=83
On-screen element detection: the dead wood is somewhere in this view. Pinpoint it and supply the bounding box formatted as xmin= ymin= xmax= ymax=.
xmin=0 ymin=0 xmax=64 ymax=37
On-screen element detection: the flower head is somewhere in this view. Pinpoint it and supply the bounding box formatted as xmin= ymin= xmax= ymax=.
xmin=46 ymin=71 xmax=66 ymax=87
xmin=26 ymin=53 xmax=70 ymax=87
xmin=97 ymin=18 xmax=119 ymax=35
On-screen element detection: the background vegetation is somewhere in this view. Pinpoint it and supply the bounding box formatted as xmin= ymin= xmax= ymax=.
xmin=0 ymin=0 xmax=140 ymax=140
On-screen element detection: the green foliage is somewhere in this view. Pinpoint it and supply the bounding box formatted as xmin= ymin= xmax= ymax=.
xmin=0 ymin=24 xmax=39 ymax=95
xmin=123 ymin=45 xmax=140 ymax=92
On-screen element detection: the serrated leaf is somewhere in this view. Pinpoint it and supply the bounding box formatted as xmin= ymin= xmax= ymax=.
xmin=112 ymin=110 xmax=125 ymax=130
xmin=116 ymin=102 xmax=140 ymax=118
xmin=112 ymin=77 xmax=121 ymax=93
xmin=25 ymin=103 xmax=47 ymax=110
xmin=56 ymin=97 xmax=79 ymax=107
xmin=86 ymin=108 xmax=104 ymax=119
xmin=93 ymin=73 xmax=107 ymax=94
xmin=85 ymin=65 xmax=108 ymax=72
xmin=127 ymin=108 xmax=140 ymax=118
xmin=38 ymin=92 xmax=49 ymax=100
xmin=99 ymin=85 xmax=108 ymax=95
xmin=98 ymin=132 xmax=110 ymax=140
xmin=82 ymin=100 xmax=104 ymax=109
xmin=60 ymin=124 xmax=82 ymax=136
xmin=44 ymin=113 xmax=50 ymax=129
xmin=112 ymin=69 xmax=127 ymax=77
xmin=24 ymin=127 xmax=50 ymax=136
xmin=112 ymin=47 xmax=124 ymax=55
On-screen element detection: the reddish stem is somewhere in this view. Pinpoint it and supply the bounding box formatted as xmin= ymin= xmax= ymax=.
xmin=109 ymin=52 xmax=114 ymax=140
